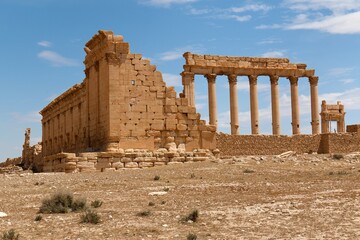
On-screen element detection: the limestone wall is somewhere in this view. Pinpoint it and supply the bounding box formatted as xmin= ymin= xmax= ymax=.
xmin=216 ymin=133 xmax=323 ymax=156
xmin=41 ymin=149 xmax=213 ymax=173
xmin=321 ymin=133 xmax=360 ymax=153
xmin=39 ymin=30 xmax=216 ymax=159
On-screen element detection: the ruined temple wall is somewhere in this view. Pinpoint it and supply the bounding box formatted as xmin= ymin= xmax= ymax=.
xmin=216 ymin=133 xmax=323 ymax=156
xmin=322 ymin=133 xmax=360 ymax=153
xmin=41 ymin=83 xmax=87 ymax=156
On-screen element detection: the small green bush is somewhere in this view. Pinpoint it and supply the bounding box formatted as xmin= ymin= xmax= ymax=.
xmin=148 ymin=202 xmax=155 ymax=206
xmin=90 ymin=200 xmax=103 ymax=208
xmin=243 ymin=169 xmax=255 ymax=174
xmin=154 ymin=175 xmax=160 ymax=181
xmin=332 ymin=154 xmax=344 ymax=160
xmin=183 ymin=210 xmax=199 ymax=223
xmin=80 ymin=210 xmax=100 ymax=224
xmin=39 ymin=191 xmax=87 ymax=214
xmin=187 ymin=233 xmax=197 ymax=240
xmin=137 ymin=210 xmax=151 ymax=217
xmin=2 ymin=229 xmax=19 ymax=240
xmin=34 ymin=215 xmax=42 ymax=221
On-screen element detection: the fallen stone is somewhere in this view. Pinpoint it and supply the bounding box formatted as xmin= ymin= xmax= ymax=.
xmin=0 ymin=212 xmax=8 ymax=218
xmin=148 ymin=191 xmax=168 ymax=196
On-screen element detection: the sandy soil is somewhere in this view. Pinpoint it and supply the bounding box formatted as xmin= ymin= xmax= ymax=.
xmin=1 ymin=153 xmax=360 ymax=239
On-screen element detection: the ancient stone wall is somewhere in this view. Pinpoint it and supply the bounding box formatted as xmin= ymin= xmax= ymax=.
xmin=216 ymin=133 xmax=323 ymax=156
xmin=321 ymin=133 xmax=360 ymax=153
xmin=41 ymin=149 xmax=213 ymax=173
xmin=39 ymin=30 xmax=216 ymax=160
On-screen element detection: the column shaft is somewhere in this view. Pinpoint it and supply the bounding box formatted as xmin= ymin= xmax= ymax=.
xmin=228 ymin=75 xmax=239 ymax=135
xmin=270 ymin=75 xmax=280 ymax=135
xmin=289 ymin=76 xmax=300 ymax=135
xmin=206 ymin=74 xmax=217 ymax=126
xmin=249 ymin=75 xmax=259 ymax=134
xmin=309 ymin=76 xmax=320 ymax=134
xmin=181 ymin=72 xmax=195 ymax=106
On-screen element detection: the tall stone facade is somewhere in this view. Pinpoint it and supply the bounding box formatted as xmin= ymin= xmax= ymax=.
xmin=40 ymin=30 xmax=216 ymax=159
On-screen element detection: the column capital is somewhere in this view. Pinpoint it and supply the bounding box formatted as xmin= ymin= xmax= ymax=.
xmin=181 ymin=71 xmax=195 ymax=84
xmin=228 ymin=74 xmax=237 ymax=84
xmin=205 ymin=73 xmax=217 ymax=83
xmin=248 ymin=75 xmax=258 ymax=85
xmin=288 ymin=76 xmax=298 ymax=85
xmin=309 ymin=76 xmax=319 ymax=86
xmin=270 ymin=75 xmax=279 ymax=85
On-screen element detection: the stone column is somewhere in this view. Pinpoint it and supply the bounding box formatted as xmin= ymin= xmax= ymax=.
xmin=309 ymin=76 xmax=320 ymax=134
xmin=289 ymin=76 xmax=300 ymax=135
xmin=181 ymin=72 xmax=195 ymax=106
xmin=248 ymin=75 xmax=259 ymax=134
xmin=228 ymin=74 xmax=239 ymax=135
xmin=270 ymin=75 xmax=280 ymax=135
xmin=205 ymin=74 xmax=217 ymax=126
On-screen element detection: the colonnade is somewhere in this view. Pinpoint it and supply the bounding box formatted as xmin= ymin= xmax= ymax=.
xmin=181 ymin=72 xmax=320 ymax=135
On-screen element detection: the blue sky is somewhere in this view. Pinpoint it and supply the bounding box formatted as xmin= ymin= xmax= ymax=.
xmin=1 ymin=0 xmax=360 ymax=160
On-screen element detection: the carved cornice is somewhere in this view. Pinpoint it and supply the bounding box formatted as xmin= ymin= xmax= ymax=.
xmin=181 ymin=72 xmax=195 ymax=85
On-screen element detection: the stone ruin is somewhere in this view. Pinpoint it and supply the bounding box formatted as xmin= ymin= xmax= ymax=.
xmin=3 ymin=30 xmax=360 ymax=172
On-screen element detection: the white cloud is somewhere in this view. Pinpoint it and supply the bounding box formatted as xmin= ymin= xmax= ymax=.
xmin=257 ymin=38 xmax=282 ymax=45
xmin=261 ymin=50 xmax=286 ymax=58
xmin=37 ymin=40 xmax=52 ymax=47
xmin=256 ymin=24 xmax=283 ymax=30
xmin=10 ymin=111 xmax=41 ymax=123
xmin=320 ymin=88 xmax=360 ymax=110
xmin=281 ymin=0 xmax=360 ymax=34
xmin=286 ymin=11 xmax=360 ymax=34
xmin=231 ymin=4 xmax=272 ymax=13
xmin=227 ymin=15 xmax=252 ymax=22
xmin=158 ymin=45 xmax=205 ymax=61
xmin=38 ymin=50 xmax=79 ymax=67
xmin=162 ymin=73 xmax=182 ymax=86
xmin=329 ymin=67 xmax=354 ymax=76
xmin=140 ymin=0 xmax=197 ymax=7
xmin=340 ymin=79 xmax=355 ymax=84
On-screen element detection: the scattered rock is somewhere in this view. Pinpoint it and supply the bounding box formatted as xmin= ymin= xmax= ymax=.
xmin=0 ymin=212 xmax=8 ymax=218
xmin=148 ymin=191 xmax=168 ymax=196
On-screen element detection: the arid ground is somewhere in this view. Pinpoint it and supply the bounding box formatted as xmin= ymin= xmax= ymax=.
xmin=1 ymin=153 xmax=360 ymax=239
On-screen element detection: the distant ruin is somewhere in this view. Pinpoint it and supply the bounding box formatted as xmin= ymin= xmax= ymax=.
xmin=2 ymin=30 xmax=360 ymax=172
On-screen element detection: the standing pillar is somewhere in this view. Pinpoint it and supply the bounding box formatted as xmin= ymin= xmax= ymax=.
xmin=248 ymin=75 xmax=259 ymax=134
xmin=228 ymin=74 xmax=239 ymax=135
xmin=289 ymin=76 xmax=300 ymax=135
xmin=270 ymin=75 xmax=280 ymax=135
xmin=309 ymin=76 xmax=320 ymax=134
xmin=205 ymin=74 xmax=217 ymax=126
xmin=181 ymin=72 xmax=195 ymax=106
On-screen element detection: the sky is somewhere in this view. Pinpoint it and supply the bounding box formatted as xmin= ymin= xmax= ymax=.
xmin=1 ymin=0 xmax=360 ymax=161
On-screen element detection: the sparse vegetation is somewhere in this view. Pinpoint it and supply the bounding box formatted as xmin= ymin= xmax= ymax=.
xmin=329 ymin=170 xmax=348 ymax=176
xmin=137 ymin=210 xmax=151 ymax=217
xmin=243 ymin=169 xmax=255 ymax=174
xmin=90 ymin=200 xmax=103 ymax=208
xmin=39 ymin=191 xmax=87 ymax=214
xmin=332 ymin=154 xmax=344 ymax=160
xmin=154 ymin=175 xmax=160 ymax=181
xmin=187 ymin=233 xmax=197 ymax=240
xmin=80 ymin=210 xmax=100 ymax=224
xmin=34 ymin=215 xmax=42 ymax=221
xmin=182 ymin=210 xmax=199 ymax=223
xmin=2 ymin=229 xmax=19 ymax=240
xmin=163 ymin=187 xmax=170 ymax=192
xmin=190 ymin=173 xmax=196 ymax=178
xmin=148 ymin=201 xmax=155 ymax=206
xmin=161 ymin=201 xmax=166 ymax=205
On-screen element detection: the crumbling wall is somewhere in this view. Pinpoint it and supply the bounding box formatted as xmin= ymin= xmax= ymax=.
xmin=216 ymin=133 xmax=323 ymax=155
xmin=322 ymin=133 xmax=360 ymax=153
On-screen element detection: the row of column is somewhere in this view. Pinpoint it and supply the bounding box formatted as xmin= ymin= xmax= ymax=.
xmin=182 ymin=72 xmax=320 ymax=135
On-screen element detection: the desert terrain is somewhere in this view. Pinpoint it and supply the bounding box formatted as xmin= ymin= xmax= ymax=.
xmin=1 ymin=153 xmax=360 ymax=239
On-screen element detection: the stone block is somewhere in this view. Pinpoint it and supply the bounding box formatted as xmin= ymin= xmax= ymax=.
xmin=112 ymin=162 xmax=124 ymax=169
xmin=177 ymin=124 xmax=188 ymax=131
xmin=125 ymin=162 xmax=139 ymax=168
xmin=177 ymin=106 xmax=189 ymax=113
xmin=165 ymin=105 xmax=177 ymax=113
xmin=165 ymin=98 xmax=176 ymax=106
xmin=154 ymin=162 xmax=166 ymax=166
xmin=139 ymin=162 xmax=154 ymax=168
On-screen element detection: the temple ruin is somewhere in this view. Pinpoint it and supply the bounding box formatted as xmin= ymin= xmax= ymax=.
xmin=3 ymin=30 xmax=360 ymax=172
